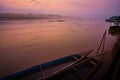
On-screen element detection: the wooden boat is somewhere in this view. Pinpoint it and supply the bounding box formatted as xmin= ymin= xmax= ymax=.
xmin=106 ymin=16 xmax=120 ymax=22
xmin=1 ymin=50 xmax=93 ymax=80
xmin=40 ymin=57 xmax=101 ymax=80
xmin=106 ymin=16 xmax=120 ymax=28
xmin=56 ymin=20 xmax=65 ymax=22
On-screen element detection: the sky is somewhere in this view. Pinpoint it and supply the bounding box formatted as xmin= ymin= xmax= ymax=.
xmin=0 ymin=0 xmax=120 ymax=16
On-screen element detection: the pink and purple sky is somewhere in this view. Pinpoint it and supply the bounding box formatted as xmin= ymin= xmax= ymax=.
xmin=0 ymin=0 xmax=120 ymax=16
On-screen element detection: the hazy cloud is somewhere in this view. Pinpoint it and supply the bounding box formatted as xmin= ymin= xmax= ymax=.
xmin=0 ymin=0 xmax=119 ymax=16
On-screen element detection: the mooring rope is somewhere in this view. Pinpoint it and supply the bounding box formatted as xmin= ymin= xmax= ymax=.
xmin=40 ymin=65 xmax=45 ymax=77
xmin=96 ymin=30 xmax=107 ymax=55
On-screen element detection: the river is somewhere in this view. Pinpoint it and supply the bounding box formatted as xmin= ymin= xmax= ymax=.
xmin=0 ymin=18 xmax=116 ymax=78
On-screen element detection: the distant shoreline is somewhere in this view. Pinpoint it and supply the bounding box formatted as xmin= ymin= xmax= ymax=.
xmin=0 ymin=13 xmax=63 ymax=20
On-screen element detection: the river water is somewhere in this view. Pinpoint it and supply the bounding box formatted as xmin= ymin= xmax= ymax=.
xmin=0 ymin=18 xmax=116 ymax=78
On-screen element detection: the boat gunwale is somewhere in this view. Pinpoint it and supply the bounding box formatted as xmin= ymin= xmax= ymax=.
xmin=40 ymin=57 xmax=101 ymax=80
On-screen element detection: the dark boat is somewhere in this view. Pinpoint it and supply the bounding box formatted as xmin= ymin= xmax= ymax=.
xmin=107 ymin=16 xmax=120 ymax=36
xmin=40 ymin=57 xmax=101 ymax=80
xmin=106 ymin=16 xmax=120 ymax=22
xmin=1 ymin=50 xmax=93 ymax=80
xmin=106 ymin=16 xmax=120 ymax=28
xmin=56 ymin=20 xmax=65 ymax=22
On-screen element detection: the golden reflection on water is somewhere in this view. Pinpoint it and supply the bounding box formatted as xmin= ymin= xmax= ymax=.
xmin=0 ymin=19 xmax=116 ymax=78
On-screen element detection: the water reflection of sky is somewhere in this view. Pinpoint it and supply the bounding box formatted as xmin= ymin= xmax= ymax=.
xmin=0 ymin=19 xmax=116 ymax=78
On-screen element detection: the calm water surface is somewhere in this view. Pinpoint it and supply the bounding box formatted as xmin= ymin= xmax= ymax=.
xmin=0 ymin=18 xmax=116 ymax=78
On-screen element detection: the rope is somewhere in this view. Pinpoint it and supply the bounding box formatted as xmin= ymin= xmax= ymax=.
xmin=96 ymin=30 xmax=107 ymax=55
xmin=40 ymin=65 xmax=45 ymax=77
xmin=102 ymin=31 xmax=106 ymax=52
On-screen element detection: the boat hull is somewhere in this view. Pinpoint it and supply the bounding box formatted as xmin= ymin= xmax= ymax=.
xmin=1 ymin=50 xmax=93 ymax=80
